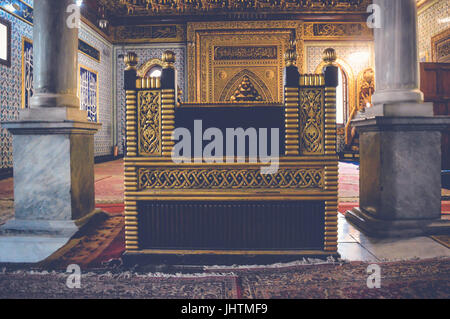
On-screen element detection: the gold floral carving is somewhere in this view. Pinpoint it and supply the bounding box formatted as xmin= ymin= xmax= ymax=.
xmin=138 ymin=90 xmax=162 ymax=156
xmin=431 ymin=28 xmax=450 ymax=63
xmin=299 ymin=88 xmax=325 ymax=155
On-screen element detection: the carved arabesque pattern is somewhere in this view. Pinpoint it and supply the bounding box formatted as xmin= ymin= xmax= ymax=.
xmin=300 ymin=88 xmax=324 ymax=154
xmin=138 ymin=168 xmax=324 ymax=190
xmin=138 ymin=90 xmax=162 ymax=156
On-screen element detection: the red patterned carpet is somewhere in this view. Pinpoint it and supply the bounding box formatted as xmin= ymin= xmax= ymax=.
xmin=0 ymin=258 xmax=448 ymax=299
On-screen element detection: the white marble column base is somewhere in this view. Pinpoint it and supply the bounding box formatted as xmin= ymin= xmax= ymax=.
xmin=364 ymin=101 xmax=434 ymax=118
xmin=0 ymin=209 xmax=105 ymax=263
xmin=19 ymin=107 xmax=87 ymax=122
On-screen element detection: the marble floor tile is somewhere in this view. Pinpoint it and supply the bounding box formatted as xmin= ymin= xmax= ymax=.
xmin=337 ymin=214 xmax=358 ymax=243
xmin=338 ymin=242 xmax=379 ymax=262
xmin=353 ymin=235 xmax=450 ymax=261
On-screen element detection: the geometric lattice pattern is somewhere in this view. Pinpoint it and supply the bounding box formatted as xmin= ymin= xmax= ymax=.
xmin=138 ymin=168 xmax=324 ymax=190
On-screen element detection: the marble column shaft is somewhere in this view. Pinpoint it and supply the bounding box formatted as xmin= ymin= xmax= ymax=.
xmin=369 ymin=0 xmax=433 ymax=116
xmin=31 ymin=0 xmax=79 ymax=109
xmin=0 ymin=0 xmax=101 ymax=263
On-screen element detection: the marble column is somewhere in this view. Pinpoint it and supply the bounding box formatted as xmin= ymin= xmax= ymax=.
xmin=0 ymin=0 xmax=102 ymax=263
xmin=367 ymin=0 xmax=433 ymax=117
xmin=346 ymin=0 xmax=450 ymax=237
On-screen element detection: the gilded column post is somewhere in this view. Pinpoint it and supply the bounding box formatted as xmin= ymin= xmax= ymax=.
xmin=323 ymin=48 xmax=339 ymax=253
xmin=161 ymin=51 xmax=176 ymax=157
xmin=123 ymin=52 xmax=139 ymax=252
xmin=284 ymin=41 xmax=300 ymax=156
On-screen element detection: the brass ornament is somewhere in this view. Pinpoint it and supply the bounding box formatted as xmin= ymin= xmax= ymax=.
xmin=124 ymin=52 xmax=139 ymax=70
xmin=230 ymin=76 xmax=262 ymax=102
xmin=162 ymin=50 xmax=176 ymax=68
xmin=322 ymin=48 xmax=337 ymax=65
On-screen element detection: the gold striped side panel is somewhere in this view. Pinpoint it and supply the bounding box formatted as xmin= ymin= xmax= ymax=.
xmin=324 ymin=87 xmax=337 ymax=155
xmin=284 ymin=87 xmax=300 ymax=156
xmin=125 ymin=90 xmax=137 ymax=157
xmin=324 ymin=198 xmax=338 ymax=252
xmin=124 ymin=165 xmax=139 ymax=252
xmin=299 ymin=74 xmax=325 ymax=87
xmin=161 ymin=89 xmax=175 ymax=157
xmin=136 ymin=76 xmax=161 ymax=89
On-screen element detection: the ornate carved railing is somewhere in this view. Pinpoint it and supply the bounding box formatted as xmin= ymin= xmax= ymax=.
xmin=122 ymin=47 xmax=339 ymax=262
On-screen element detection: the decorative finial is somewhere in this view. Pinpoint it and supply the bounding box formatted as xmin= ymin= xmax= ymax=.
xmin=124 ymin=52 xmax=138 ymax=71
xmin=284 ymin=39 xmax=297 ymax=67
xmin=323 ymin=48 xmax=337 ymax=65
xmin=162 ymin=50 xmax=176 ymax=69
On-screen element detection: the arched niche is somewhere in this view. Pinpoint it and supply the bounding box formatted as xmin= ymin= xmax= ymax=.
xmin=219 ymin=69 xmax=273 ymax=102
xmin=137 ymin=58 xmax=164 ymax=78
xmin=315 ymin=58 xmax=356 ymax=125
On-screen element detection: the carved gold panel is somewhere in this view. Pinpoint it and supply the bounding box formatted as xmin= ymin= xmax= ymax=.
xmin=138 ymin=167 xmax=324 ymax=191
xmin=187 ymin=21 xmax=303 ymax=103
xmin=303 ymin=22 xmax=373 ymax=41
xmin=137 ymin=90 xmax=162 ymax=156
xmin=113 ymin=24 xmax=185 ymax=44
xmin=299 ymin=88 xmax=325 ymax=155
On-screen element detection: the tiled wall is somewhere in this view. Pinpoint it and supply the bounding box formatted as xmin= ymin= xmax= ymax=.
xmin=79 ymin=23 xmax=114 ymax=157
xmin=0 ymin=9 xmax=33 ymax=169
xmin=417 ymin=0 xmax=450 ymax=61
xmin=305 ymin=42 xmax=374 ymax=76
xmin=0 ymin=3 xmax=114 ymax=170
xmin=115 ymin=44 xmax=186 ymax=155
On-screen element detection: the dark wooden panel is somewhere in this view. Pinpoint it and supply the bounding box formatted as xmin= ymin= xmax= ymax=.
xmin=138 ymin=201 xmax=325 ymax=250
xmin=174 ymin=106 xmax=286 ymax=156
xmin=420 ymin=63 xmax=450 ymax=170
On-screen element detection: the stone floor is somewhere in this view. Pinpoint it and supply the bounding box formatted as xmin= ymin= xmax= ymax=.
xmin=337 ymin=213 xmax=450 ymax=262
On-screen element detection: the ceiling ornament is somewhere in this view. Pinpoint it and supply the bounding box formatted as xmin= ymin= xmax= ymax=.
xmin=99 ymin=0 xmax=369 ymax=16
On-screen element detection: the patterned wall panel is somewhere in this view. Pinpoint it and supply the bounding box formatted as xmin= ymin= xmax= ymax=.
xmin=115 ymin=45 xmax=186 ymax=155
xmin=417 ymin=0 xmax=450 ymax=62
xmin=0 ymin=8 xmax=32 ymax=169
xmin=78 ymin=23 xmax=114 ymax=157
xmin=305 ymin=43 xmax=373 ymax=75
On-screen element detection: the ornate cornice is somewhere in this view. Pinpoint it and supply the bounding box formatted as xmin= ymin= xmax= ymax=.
xmin=99 ymin=0 xmax=371 ymax=17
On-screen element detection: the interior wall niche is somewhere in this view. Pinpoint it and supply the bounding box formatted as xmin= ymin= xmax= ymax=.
xmin=187 ymin=20 xmax=302 ymax=103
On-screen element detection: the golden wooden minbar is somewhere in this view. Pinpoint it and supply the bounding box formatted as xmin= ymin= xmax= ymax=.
xmin=122 ymin=49 xmax=339 ymax=264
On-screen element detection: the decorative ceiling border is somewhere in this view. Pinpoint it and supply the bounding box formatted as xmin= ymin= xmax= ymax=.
xmin=100 ymin=0 xmax=372 ymax=17
xmin=112 ymin=24 xmax=185 ymax=44
xmin=303 ymin=22 xmax=373 ymax=41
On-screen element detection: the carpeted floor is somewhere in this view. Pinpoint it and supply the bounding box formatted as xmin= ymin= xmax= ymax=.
xmin=0 ymin=258 xmax=448 ymax=299
xmin=0 ymin=160 xmax=449 ymax=298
